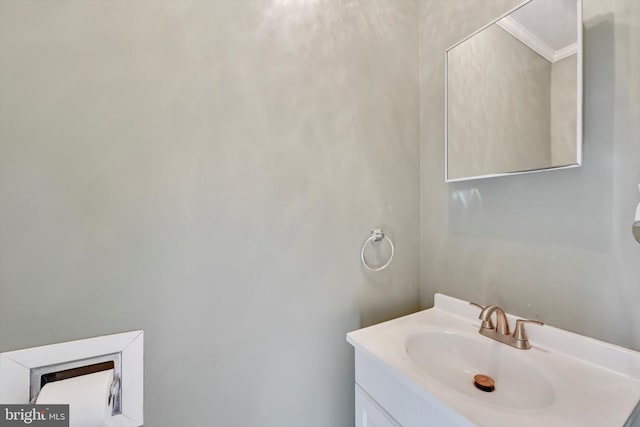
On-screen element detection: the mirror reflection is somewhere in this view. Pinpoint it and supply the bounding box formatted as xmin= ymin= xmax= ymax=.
xmin=445 ymin=0 xmax=582 ymax=182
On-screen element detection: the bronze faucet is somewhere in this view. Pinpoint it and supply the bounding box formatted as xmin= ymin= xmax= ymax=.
xmin=470 ymin=302 xmax=543 ymax=350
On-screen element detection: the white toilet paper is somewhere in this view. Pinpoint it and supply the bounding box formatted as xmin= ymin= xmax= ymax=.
xmin=36 ymin=369 xmax=114 ymax=427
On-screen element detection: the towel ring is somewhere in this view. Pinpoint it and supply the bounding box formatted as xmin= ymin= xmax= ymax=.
xmin=361 ymin=229 xmax=395 ymax=272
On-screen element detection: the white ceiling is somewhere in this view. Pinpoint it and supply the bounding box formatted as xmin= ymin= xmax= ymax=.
xmin=508 ymin=0 xmax=577 ymax=51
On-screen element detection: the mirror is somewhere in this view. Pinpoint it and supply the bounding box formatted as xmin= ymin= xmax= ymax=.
xmin=445 ymin=0 xmax=582 ymax=182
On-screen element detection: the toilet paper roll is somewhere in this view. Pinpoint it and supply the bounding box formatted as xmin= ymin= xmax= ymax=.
xmin=36 ymin=369 xmax=114 ymax=427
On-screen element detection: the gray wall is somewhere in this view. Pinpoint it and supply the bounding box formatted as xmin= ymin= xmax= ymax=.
xmin=1 ymin=0 xmax=639 ymax=425
xmin=421 ymin=0 xmax=640 ymax=350
xmin=0 ymin=1 xmax=420 ymax=426
xmin=447 ymin=24 xmax=551 ymax=179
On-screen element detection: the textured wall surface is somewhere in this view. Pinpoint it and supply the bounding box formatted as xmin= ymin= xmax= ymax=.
xmin=551 ymin=54 xmax=579 ymax=165
xmin=421 ymin=0 xmax=640 ymax=350
xmin=0 ymin=1 xmax=420 ymax=425
xmin=447 ymin=24 xmax=551 ymax=180
xmin=1 ymin=0 xmax=638 ymax=425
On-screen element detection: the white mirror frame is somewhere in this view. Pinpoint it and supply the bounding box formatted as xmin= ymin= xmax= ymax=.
xmin=444 ymin=0 xmax=583 ymax=183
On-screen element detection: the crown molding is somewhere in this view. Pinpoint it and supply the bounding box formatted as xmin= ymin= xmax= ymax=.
xmin=497 ymin=16 xmax=575 ymax=63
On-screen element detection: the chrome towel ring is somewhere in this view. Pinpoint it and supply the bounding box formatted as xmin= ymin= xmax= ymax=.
xmin=361 ymin=229 xmax=395 ymax=272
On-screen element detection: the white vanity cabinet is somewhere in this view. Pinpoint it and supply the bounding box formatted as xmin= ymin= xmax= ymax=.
xmin=352 ymin=349 xmax=474 ymax=427
xmin=355 ymin=385 xmax=400 ymax=427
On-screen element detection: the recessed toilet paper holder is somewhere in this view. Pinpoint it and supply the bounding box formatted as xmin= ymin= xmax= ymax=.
xmin=28 ymin=352 xmax=122 ymax=415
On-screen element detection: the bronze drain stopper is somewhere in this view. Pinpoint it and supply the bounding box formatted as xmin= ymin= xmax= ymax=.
xmin=474 ymin=374 xmax=495 ymax=392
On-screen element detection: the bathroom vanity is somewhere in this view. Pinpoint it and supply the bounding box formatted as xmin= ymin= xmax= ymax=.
xmin=347 ymin=294 xmax=640 ymax=427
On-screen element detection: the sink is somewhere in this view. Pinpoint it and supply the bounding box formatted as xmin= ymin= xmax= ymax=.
xmin=347 ymin=293 xmax=640 ymax=427
xmin=405 ymin=331 xmax=555 ymax=410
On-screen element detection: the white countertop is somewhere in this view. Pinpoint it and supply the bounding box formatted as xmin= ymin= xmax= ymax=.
xmin=347 ymin=293 xmax=640 ymax=427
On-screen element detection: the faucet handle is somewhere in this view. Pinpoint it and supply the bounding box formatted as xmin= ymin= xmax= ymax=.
xmin=513 ymin=319 xmax=544 ymax=349
xmin=469 ymin=302 xmax=494 ymax=329
xmin=469 ymin=302 xmax=485 ymax=310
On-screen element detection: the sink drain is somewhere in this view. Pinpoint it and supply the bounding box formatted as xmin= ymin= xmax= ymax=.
xmin=473 ymin=374 xmax=495 ymax=392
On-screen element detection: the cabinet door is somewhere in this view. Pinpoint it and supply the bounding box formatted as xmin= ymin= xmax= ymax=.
xmin=355 ymin=384 xmax=401 ymax=427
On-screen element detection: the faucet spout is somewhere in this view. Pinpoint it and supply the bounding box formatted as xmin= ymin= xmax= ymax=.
xmin=478 ymin=305 xmax=510 ymax=335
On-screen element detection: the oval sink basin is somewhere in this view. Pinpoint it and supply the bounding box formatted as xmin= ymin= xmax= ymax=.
xmin=406 ymin=331 xmax=555 ymax=410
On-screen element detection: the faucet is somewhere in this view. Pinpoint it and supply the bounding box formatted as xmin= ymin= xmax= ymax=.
xmin=470 ymin=302 xmax=543 ymax=350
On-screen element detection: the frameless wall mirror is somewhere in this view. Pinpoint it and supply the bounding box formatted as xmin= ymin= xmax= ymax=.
xmin=445 ymin=0 xmax=583 ymax=182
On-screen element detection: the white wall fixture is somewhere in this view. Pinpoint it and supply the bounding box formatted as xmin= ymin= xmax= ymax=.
xmin=0 ymin=331 xmax=143 ymax=427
